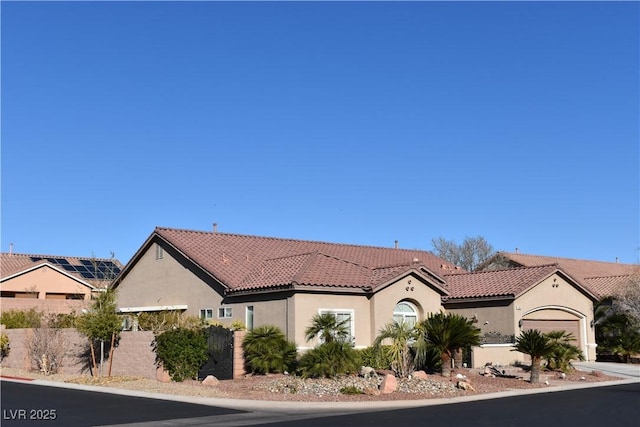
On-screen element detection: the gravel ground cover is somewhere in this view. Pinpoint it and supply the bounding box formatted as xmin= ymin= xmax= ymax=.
xmin=0 ymin=366 xmax=621 ymax=403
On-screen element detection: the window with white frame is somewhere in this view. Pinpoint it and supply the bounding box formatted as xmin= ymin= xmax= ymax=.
xmin=218 ymin=307 xmax=233 ymax=318
xmin=246 ymin=306 xmax=254 ymax=330
xmin=319 ymin=309 xmax=355 ymax=343
xmin=393 ymin=301 xmax=418 ymax=328
xmin=199 ymin=308 xmax=213 ymax=320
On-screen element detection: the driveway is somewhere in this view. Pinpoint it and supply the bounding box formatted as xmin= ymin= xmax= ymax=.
xmin=573 ymin=361 xmax=640 ymax=379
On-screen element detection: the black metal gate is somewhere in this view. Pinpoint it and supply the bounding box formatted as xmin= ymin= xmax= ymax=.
xmin=198 ymin=325 xmax=234 ymax=380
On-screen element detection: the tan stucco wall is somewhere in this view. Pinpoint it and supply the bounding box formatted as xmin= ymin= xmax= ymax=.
xmin=370 ymin=275 xmax=443 ymax=342
xmin=116 ymin=243 xmax=224 ymax=317
xmin=1 ymin=266 xmax=92 ymax=300
xmin=515 ymin=274 xmax=596 ymax=362
xmin=471 ymin=344 xmax=522 ymax=367
xmin=292 ymin=274 xmax=445 ymax=349
xmin=446 ymin=303 xmax=514 ymax=338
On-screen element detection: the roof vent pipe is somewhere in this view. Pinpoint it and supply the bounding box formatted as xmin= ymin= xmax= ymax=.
xmin=213 ymin=223 xmax=218 ymax=233
xmin=515 ymin=247 xmax=519 ymax=254
xmin=9 ymin=243 xmax=13 ymax=255
xmin=616 ymin=257 xmax=619 ymax=263
xmin=395 ymin=240 xmax=398 ymax=249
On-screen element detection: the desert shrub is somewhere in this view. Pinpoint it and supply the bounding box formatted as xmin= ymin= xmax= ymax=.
xmin=355 ymin=345 xmax=394 ymax=370
xmin=46 ymin=312 xmax=78 ymax=328
xmin=154 ymin=327 xmax=209 ymax=382
xmin=137 ymin=310 xmax=204 ymax=334
xmin=0 ymin=333 xmax=10 ymax=361
xmin=0 ymin=308 xmax=43 ymax=329
xmin=242 ymin=325 xmax=298 ymax=374
xmin=340 ymin=385 xmax=364 ymax=395
xmin=27 ymin=327 xmax=66 ymax=375
xmin=298 ymin=341 xmax=360 ymax=378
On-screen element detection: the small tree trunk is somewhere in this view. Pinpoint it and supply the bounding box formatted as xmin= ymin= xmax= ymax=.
xmin=107 ymin=332 xmax=116 ymax=377
xmin=530 ymin=356 xmax=541 ymax=384
xmin=89 ymin=341 xmax=98 ymax=377
xmin=441 ymin=352 xmax=452 ymax=377
xmin=453 ymin=348 xmax=463 ymax=369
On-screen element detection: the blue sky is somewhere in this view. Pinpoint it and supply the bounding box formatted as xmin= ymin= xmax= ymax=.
xmin=1 ymin=1 xmax=638 ymax=265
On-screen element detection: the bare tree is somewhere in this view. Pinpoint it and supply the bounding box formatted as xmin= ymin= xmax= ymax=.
xmin=431 ymin=236 xmax=495 ymax=271
xmin=616 ymin=272 xmax=640 ymax=324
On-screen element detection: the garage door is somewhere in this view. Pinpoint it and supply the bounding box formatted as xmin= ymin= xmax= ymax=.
xmin=521 ymin=319 xmax=581 ymax=349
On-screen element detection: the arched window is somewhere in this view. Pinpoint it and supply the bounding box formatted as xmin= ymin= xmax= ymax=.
xmin=394 ymin=301 xmax=418 ymax=328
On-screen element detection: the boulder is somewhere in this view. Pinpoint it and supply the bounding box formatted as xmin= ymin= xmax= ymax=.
xmin=156 ymin=367 xmax=171 ymax=383
xmin=379 ymin=374 xmax=398 ymax=394
xmin=360 ymin=366 xmax=378 ymax=379
xmin=412 ymin=370 xmax=429 ymax=380
xmin=456 ymin=381 xmax=475 ymax=391
xmin=202 ymin=375 xmax=220 ymax=386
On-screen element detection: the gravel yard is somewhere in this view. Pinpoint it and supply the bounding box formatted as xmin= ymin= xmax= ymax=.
xmin=0 ymin=366 xmax=621 ymax=403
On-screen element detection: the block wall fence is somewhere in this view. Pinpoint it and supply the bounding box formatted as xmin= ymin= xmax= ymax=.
xmin=0 ymin=326 xmax=247 ymax=380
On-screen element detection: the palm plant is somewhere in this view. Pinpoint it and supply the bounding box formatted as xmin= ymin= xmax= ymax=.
xmin=305 ymin=313 xmax=350 ymax=344
xmin=545 ymin=330 xmax=584 ymax=372
xmin=414 ymin=312 xmax=481 ymax=377
xmin=298 ymin=341 xmax=360 ymax=378
xmin=373 ymin=321 xmax=417 ymax=377
xmin=512 ymin=329 xmax=553 ymax=383
xmin=242 ymin=325 xmax=297 ymax=374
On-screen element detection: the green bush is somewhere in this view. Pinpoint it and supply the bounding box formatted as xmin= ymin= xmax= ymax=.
xmin=137 ymin=310 xmax=204 ymax=334
xmin=154 ymin=327 xmax=209 ymax=382
xmin=340 ymin=385 xmax=364 ymax=395
xmin=355 ymin=345 xmax=395 ymax=370
xmin=242 ymin=325 xmax=298 ymax=374
xmin=0 ymin=308 xmax=43 ymax=329
xmin=46 ymin=312 xmax=78 ymax=328
xmin=0 ymin=333 xmax=10 ymax=361
xmin=298 ymin=341 xmax=360 ymax=378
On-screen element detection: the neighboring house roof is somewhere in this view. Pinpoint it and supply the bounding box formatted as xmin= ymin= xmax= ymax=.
xmin=1 ymin=252 xmax=124 ymax=288
xmin=478 ymin=252 xmax=638 ymax=299
xmin=443 ymin=264 xmax=598 ymax=302
xmin=116 ymin=227 xmax=463 ymax=294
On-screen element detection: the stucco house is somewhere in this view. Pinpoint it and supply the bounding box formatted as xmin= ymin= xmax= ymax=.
xmin=443 ymin=264 xmax=599 ymax=366
xmin=0 ymin=252 xmax=123 ymax=314
xmin=112 ymin=227 xmax=461 ymax=350
xmin=478 ymin=252 xmax=638 ymax=299
xmin=113 ymin=227 xmax=605 ymax=367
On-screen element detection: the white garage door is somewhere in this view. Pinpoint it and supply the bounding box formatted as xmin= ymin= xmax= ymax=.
xmin=521 ymin=319 xmax=581 ymax=349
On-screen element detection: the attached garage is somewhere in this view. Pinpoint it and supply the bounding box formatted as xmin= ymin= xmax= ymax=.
xmin=521 ymin=319 xmax=582 ymax=349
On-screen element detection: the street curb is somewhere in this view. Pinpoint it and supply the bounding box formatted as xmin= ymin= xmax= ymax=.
xmin=1 ymin=376 xmax=638 ymax=413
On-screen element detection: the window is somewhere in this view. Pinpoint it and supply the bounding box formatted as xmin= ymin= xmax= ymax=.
xmin=218 ymin=307 xmax=233 ymax=318
xmin=199 ymin=309 xmax=213 ymax=320
xmin=155 ymin=245 xmax=164 ymax=260
xmin=246 ymin=306 xmax=254 ymax=330
xmin=393 ymin=302 xmax=418 ymax=328
xmin=319 ymin=309 xmax=355 ymax=343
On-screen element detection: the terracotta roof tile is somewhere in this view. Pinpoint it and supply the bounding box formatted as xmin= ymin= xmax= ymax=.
xmin=489 ymin=252 xmax=639 ymax=298
xmin=444 ymin=264 xmax=569 ymax=299
xmin=154 ymin=227 xmax=460 ymax=292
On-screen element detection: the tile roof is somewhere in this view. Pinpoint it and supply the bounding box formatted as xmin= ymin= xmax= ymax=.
xmin=443 ymin=264 xmax=595 ymax=300
xmin=487 ymin=252 xmax=639 ymax=298
xmin=150 ymin=227 xmax=461 ymax=293
xmin=1 ymin=252 xmax=124 ymax=286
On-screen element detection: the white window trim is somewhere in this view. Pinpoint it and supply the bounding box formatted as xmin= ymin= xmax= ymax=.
xmin=200 ymin=308 xmax=214 ymax=320
xmin=246 ymin=305 xmax=254 ymax=330
xmin=318 ymin=308 xmax=355 ymax=343
xmin=218 ymin=307 xmax=233 ymax=319
xmin=393 ymin=301 xmax=418 ymax=327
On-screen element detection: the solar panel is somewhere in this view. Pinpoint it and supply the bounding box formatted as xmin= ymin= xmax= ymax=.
xmin=80 ymin=272 xmax=95 ymax=279
xmin=30 ymin=257 xmax=43 ymax=262
xmin=56 ymin=258 xmax=70 ymax=265
xmin=80 ymin=259 xmax=94 ymax=266
xmin=62 ymin=264 xmax=77 ymax=272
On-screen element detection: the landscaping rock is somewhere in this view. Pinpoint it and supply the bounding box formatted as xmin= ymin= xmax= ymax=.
xmin=456 ymin=380 xmax=475 ymax=391
xmin=202 ymin=375 xmax=219 ymax=386
xmin=380 ymin=374 xmax=398 ymax=394
xmin=412 ymin=370 xmax=429 ymax=380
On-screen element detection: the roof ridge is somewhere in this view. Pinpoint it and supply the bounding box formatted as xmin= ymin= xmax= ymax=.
xmin=156 ymin=226 xmax=439 ymax=255
xmin=500 ymin=251 xmax=637 ymax=266
xmin=585 ymin=274 xmax=634 ymax=280
xmin=445 ymin=263 xmax=559 ymax=277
